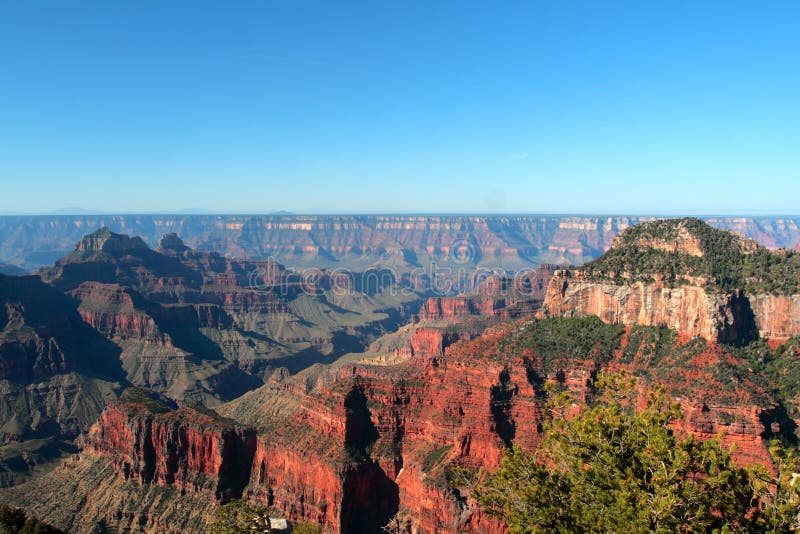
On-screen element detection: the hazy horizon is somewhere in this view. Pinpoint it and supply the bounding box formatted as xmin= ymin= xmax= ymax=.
xmin=3 ymin=208 xmax=800 ymax=218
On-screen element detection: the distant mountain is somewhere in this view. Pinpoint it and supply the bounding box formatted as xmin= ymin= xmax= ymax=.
xmin=48 ymin=207 xmax=104 ymax=215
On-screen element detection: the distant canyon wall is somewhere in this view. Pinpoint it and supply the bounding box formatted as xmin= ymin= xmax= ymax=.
xmin=2 ymin=214 xmax=799 ymax=271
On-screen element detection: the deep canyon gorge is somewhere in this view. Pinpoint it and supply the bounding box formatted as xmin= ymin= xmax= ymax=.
xmin=0 ymin=216 xmax=800 ymax=532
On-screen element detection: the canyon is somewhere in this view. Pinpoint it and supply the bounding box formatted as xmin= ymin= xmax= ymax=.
xmin=0 ymin=227 xmax=423 ymax=493
xmin=1 ymin=218 xmax=800 ymax=532
xmin=5 ymin=316 xmax=790 ymax=532
xmin=35 ymin=228 xmax=423 ymax=406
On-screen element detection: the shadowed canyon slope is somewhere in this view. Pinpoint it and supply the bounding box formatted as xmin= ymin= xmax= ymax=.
xmin=0 ymin=262 xmax=26 ymax=276
xmin=2 ymin=214 xmax=800 ymax=272
xmin=0 ymin=274 xmax=127 ymax=435
xmin=36 ymin=228 xmax=423 ymax=406
xmin=0 ymin=273 xmax=126 ymax=485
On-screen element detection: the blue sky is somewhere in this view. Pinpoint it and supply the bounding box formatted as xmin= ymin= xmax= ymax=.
xmin=0 ymin=1 xmax=798 ymax=214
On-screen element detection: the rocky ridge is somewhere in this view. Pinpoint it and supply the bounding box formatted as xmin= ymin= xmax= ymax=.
xmin=382 ymin=264 xmax=561 ymax=361
xmin=83 ymin=388 xmax=256 ymax=499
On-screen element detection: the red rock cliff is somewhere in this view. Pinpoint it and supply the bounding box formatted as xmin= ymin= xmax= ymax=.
xmin=410 ymin=327 xmax=461 ymax=357
xmin=225 ymin=318 xmax=785 ymax=531
xmin=84 ymin=391 xmax=256 ymax=501
xmin=417 ymin=297 xmax=473 ymax=321
xmin=748 ymin=294 xmax=800 ymax=342
xmin=418 ymin=265 xmax=558 ymax=322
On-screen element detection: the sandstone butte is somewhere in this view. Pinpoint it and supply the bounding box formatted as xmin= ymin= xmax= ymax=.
xmin=2 ymin=218 xmax=800 ymax=533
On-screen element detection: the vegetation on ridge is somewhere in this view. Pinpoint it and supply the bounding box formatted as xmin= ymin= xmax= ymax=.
xmin=581 ymin=217 xmax=800 ymax=294
xmin=497 ymin=316 xmax=626 ymax=373
xmin=209 ymin=500 xmax=323 ymax=534
xmin=731 ymin=337 xmax=800 ymax=417
xmin=209 ymin=499 xmax=273 ymax=533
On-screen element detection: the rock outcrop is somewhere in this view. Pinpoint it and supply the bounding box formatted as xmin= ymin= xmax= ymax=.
xmin=360 ymin=264 xmax=559 ymax=364
xmin=74 ymin=227 xmax=149 ymax=256
xmin=418 ymin=265 xmax=558 ymax=322
xmin=542 ymin=218 xmax=800 ymax=343
xmin=542 ymin=271 xmax=755 ymax=342
xmin=409 ymin=327 xmax=460 ymax=357
xmin=417 ymin=297 xmax=473 ymax=321
xmin=748 ymin=294 xmax=800 ymax=342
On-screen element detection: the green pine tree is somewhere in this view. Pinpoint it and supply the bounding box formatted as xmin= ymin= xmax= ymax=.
xmin=455 ymin=371 xmax=800 ymax=533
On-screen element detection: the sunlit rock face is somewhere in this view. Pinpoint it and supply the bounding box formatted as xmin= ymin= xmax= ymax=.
xmin=541 ymin=219 xmax=800 ymax=344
